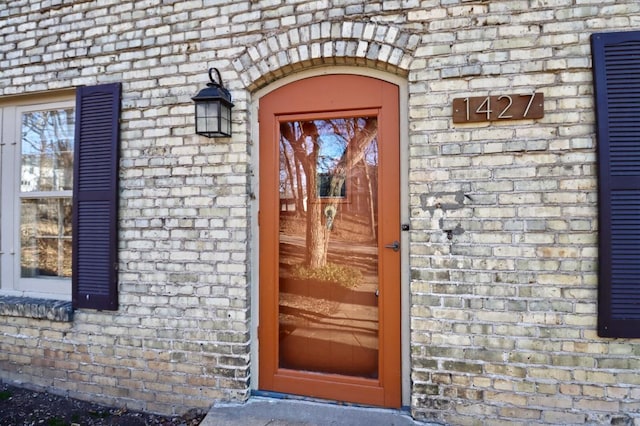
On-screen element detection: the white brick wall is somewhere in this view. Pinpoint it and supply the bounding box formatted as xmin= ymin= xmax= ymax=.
xmin=0 ymin=0 xmax=639 ymax=423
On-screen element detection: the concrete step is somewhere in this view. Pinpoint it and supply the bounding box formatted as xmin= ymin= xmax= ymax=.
xmin=200 ymin=396 xmax=441 ymax=426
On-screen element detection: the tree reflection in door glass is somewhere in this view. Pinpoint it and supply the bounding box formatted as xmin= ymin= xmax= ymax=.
xmin=278 ymin=117 xmax=380 ymax=379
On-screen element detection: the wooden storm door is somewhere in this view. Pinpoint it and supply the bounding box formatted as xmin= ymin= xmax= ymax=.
xmin=258 ymin=74 xmax=401 ymax=408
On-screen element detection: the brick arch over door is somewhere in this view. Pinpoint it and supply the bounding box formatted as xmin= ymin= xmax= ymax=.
xmin=230 ymin=21 xmax=420 ymax=92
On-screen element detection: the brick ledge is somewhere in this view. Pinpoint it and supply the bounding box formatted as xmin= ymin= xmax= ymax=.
xmin=0 ymin=296 xmax=73 ymax=322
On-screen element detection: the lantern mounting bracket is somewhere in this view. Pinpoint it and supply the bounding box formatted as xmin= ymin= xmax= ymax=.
xmin=208 ymin=68 xmax=223 ymax=88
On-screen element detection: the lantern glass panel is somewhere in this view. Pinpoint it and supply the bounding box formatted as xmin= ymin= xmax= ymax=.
xmin=221 ymin=103 xmax=232 ymax=136
xmin=196 ymin=101 xmax=221 ymax=136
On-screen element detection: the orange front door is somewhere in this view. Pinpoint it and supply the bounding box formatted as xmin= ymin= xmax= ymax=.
xmin=258 ymin=74 xmax=401 ymax=408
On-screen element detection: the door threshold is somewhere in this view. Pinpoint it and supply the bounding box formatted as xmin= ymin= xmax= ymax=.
xmin=250 ymin=389 xmax=410 ymax=413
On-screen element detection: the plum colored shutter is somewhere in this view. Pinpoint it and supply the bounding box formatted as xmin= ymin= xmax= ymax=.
xmin=72 ymin=83 xmax=121 ymax=310
xmin=592 ymin=31 xmax=640 ymax=337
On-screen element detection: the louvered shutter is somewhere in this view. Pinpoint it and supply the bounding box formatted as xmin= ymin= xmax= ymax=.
xmin=593 ymin=31 xmax=640 ymax=337
xmin=72 ymin=83 xmax=121 ymax=310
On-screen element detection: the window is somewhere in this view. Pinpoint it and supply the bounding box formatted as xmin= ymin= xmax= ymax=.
xmin=0 ymin=83 xmax=120 ymax=310
xmin=0 ymin=100 xmax=74 ymax=298
xmin=592 ymin=31 xmax=640 ymax=337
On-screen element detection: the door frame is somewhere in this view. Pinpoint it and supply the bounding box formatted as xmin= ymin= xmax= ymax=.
xmin=249 ymin=67 xmax=410 ymax=407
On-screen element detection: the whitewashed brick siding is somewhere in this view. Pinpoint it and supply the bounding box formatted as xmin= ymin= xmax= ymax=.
xmin=0 ymin=0 xmax=639 ymax=423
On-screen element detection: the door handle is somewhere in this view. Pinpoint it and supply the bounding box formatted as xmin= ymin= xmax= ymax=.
xmin=384 ymin=241 xmax=400 ymax=252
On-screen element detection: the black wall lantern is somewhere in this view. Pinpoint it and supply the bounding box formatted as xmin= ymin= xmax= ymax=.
xmin=192 ymin=68 xmax=234 ymax=138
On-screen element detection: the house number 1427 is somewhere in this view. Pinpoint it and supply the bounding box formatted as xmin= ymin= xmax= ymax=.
xmin=452 ymin=93 xmax=544 ymax=123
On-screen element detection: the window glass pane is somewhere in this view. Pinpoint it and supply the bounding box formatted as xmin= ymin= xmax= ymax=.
xmin=21 ymin=108 xmax=75 ymax=192
xmin=21 ymin=198 xmax=72 ymax=278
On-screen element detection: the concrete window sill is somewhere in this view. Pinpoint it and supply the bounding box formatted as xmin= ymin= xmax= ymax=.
xmin=0 ymin=296 xmax=73 ymax=322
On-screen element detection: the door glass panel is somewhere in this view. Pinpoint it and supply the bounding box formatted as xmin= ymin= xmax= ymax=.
xmin=278 ymin=116 xmax=379 ymax=378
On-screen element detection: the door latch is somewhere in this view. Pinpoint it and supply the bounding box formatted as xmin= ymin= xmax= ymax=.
xmin=384 ymin=241 xmax=400 ymax=252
